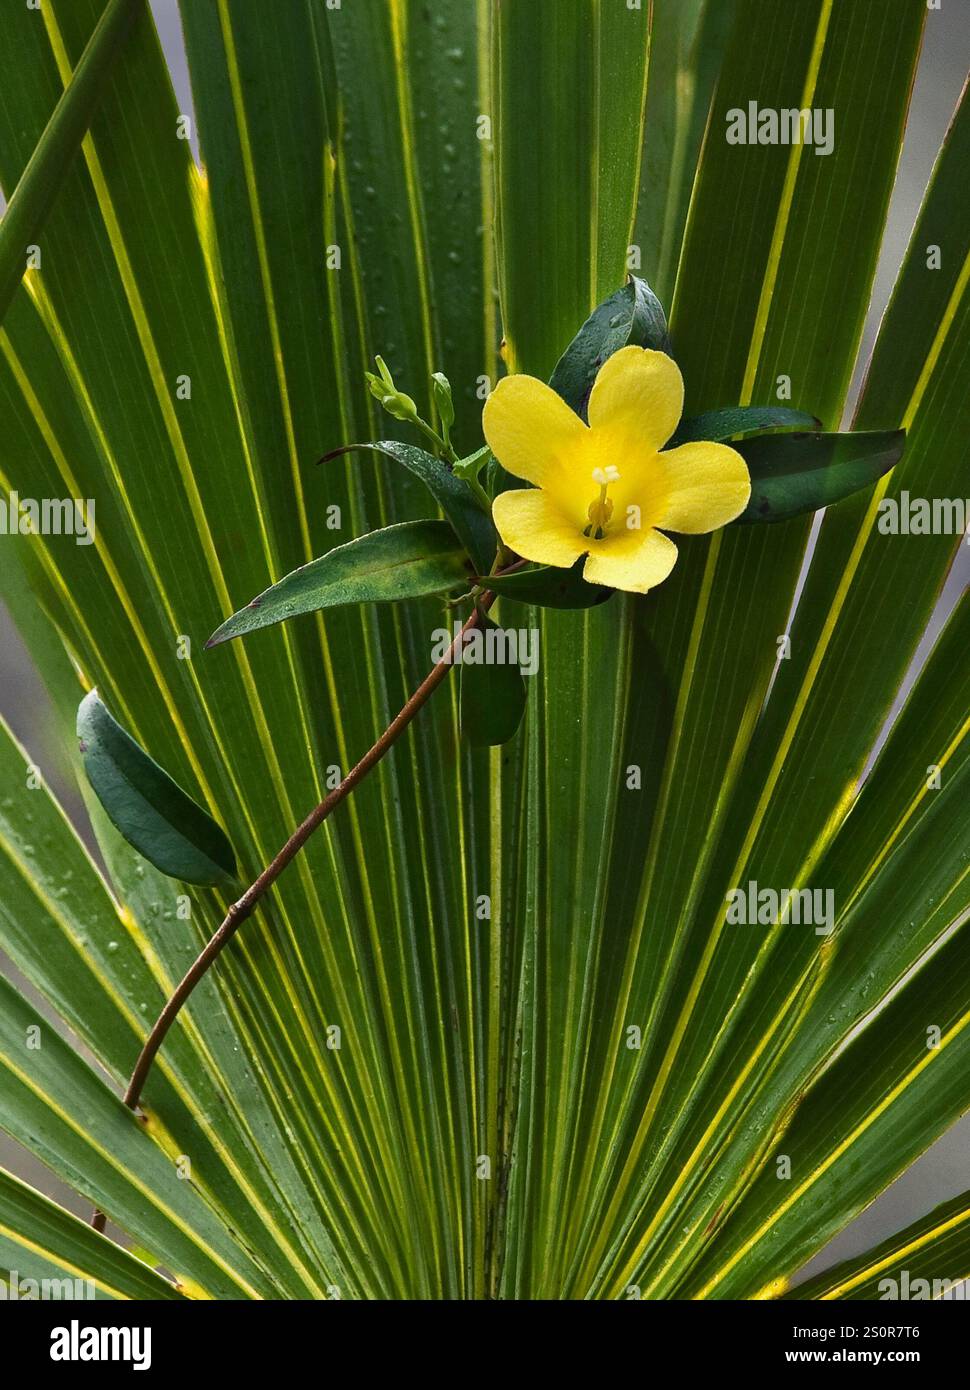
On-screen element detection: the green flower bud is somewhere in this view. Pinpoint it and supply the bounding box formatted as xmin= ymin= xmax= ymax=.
xmin=379 ymin=389 xmax=419 ymax=422
xmin=365 ymin=365 xmax=418 ymax=422
xmin=431 ymin=372 xmax=455 ymax=433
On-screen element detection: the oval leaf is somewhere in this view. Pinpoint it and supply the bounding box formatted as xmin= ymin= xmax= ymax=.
xmin=77 ymin=691 xmax=236 ymax=887
xmin=459 ymin=614 xmax=528 ymax=746
xmin=548 ymin=275 xmax=671 ymax=417
xmin=734 ymin=429 xmax=906 ymax=524
xmin=207 ymin=520 xmax=473 ymax=647
xmin=321 ymin=441 xmax=497 ymax=575
xmin=669 ymin=404 xmax=821 ymax=447
xmin=483 ymin=556 xmax=612 ymax=610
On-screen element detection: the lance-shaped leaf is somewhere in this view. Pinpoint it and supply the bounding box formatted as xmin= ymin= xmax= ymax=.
xmin=483 ymin=557 xmax=612 ymax=610
xmin=77 ymin=691 xmax=236 ymax=887
xmin=549 ymin=275 xmax=672 ymax=418
xmin=669 ymin=403 xmax=821 ymax=447
xmin=321 ymin=441 xmax=496 ymax=575
xmin=206 ymin=520 xmax=473 ymax=648
xmin=459 ymin=614 xmax=528 ymax=747
xmin=734 ymin=429 xmax=905 ymax=524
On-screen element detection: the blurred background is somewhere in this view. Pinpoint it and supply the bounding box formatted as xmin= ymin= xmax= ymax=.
xmin=0 ymin=0 xmax=968 ymax=1292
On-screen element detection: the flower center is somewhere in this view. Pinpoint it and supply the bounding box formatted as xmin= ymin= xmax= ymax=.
xmin=584 ymin=465 xmax=620 ymax=540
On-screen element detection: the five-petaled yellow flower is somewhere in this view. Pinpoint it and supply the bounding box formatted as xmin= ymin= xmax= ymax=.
xmin=484 ymin=346 xmax=751 ymax=594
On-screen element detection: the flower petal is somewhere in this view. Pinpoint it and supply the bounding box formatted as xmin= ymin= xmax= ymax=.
xmin=587 ymin=346 xmax=684 ymax=454
xmin=582 ymin=527 xmax=678 ymax=595
xmin=491 ymin=489 xmax=590 ymax=569
xmin=482 ymin=374 xmax=589 ymax=493
xmin=652 ymin=441 xmax=751 ymax=534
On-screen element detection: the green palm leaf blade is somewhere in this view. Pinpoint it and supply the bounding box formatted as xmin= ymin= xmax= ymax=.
xmin=0 ymin=970 xmax=284 ymax=1300
xmin=788 ymin=1188 xmax=970 ymax=1300
xmin=678 ymin=912 xmax=970 ymax=1300
xmin=0 ymin=0 xmax=964 ymax=1305
xmin=178 ymin=0 xmax=501 ymax=1295
xmin=0 ymin=0 xmax=389 ymax=1284
xmin=633 ymin=0 xmax=737 ymax=306
xmin=0 ymin=0 xmax=490 ymax=1296
xmin=492 ymin=0 xmax=652 ymax=1297
xmin=601 ymin=591 xmax=970 ymax=1297
xmin=0 ymin=0 xmax=139 ymax=325
xmin=0 ymin=713 xmax=354 ymax=1297
xmin=494 ymin=0 xmax=651 ymax=382
xmin=597 ymin=71 xmax=970 ymax=1297
xmin=551 ymin=0 xmax=928 ymax=1296
xmin=0 ymin=1167 xmax=183 ymax=1301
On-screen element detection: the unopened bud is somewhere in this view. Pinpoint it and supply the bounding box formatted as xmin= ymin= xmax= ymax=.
xmin=432 ymin=372 xmax=455 ymax=432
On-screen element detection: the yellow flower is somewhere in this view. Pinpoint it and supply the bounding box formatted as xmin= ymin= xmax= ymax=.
xmin=484 ymin=346 xmax=751 ymax=594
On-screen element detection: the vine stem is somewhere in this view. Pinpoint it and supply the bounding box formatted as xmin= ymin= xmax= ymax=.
xmin=91 ymin=590 xmax=499 ymax=1233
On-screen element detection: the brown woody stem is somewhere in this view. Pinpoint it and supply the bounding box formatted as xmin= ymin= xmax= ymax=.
xmin=91 ymin=593 xmax=495 ymax=1233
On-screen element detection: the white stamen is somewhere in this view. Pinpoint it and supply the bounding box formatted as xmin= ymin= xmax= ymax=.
xmin=591 ymin=465 xmax=621 ymax=486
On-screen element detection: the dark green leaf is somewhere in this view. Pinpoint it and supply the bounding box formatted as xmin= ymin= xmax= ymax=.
xmin=206 ymin=520 xmax=473 ymax=647
xmin=669 ymin=404 xmax=821 ymax=447
xmin=734 ymin=429 xmax=905 ymax=524
xmin=321 ymin=441 xmax=496 ymax=575
xmin=76 ymin=691 xmax=236 ymax=887
xmin=484 ymin=556 xmax=612 ymax=610
xmin=548 ymin=275 xmax=671 ymax=418
xmin=460 ymin=613 xmax=528 ymax=747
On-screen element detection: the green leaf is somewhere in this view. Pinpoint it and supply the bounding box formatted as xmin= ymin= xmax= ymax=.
xmin=633 ymin=0 xmax=737 ymax=306
xmin=182 ymin=0 xmax=498 ymax=1295
xmin=484 ymin=557 xmax=611 ymax=611
xmin=2 ymin=0 xmax=968 ymax=1309
xmin=0 ymin=973 xmax=274 ymax=1300
xmin=0 ymin=0 xmax=495 ymax=1300
xmin=669 ymin=404 xmax=821 ymax=446
xmin=734 ymin=429 xmax=905 ymax=523
xmin=548 ymin=275 xmax=671 ymax=418
xmin=0 ymin=0 xmax=139 ymax=325
xmin=628 ymin=596 xmax=970 ymax=1300
xmin=459 ymin=614 xmax=528 ymax=747
xmin=77 ymin=691 xmax=237 ymax=887
xmin=0 ymin=713 xmax=339 ymax=1298
xmin=634 ymin=31 xmax=967 ymax=1295
xmin=206 ymin=520 xmax=473 ymax=648
xmin=683 ymin=915 xmax=970 ymax=1300
xmin=493 ymin=0 xmax=652 ymax=1299
xmin=321 ymin=441 xmax=496 ymax=575
xmin=0 ymin=1167 xmax=184 ymax=1301
xmin=539 ymin=0 xmax=929 ymax=1301
xmin=494 ymin=0 xmax=651 ymax=381
xmin=788 ymin=1187 xmax=970 ymax=1301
